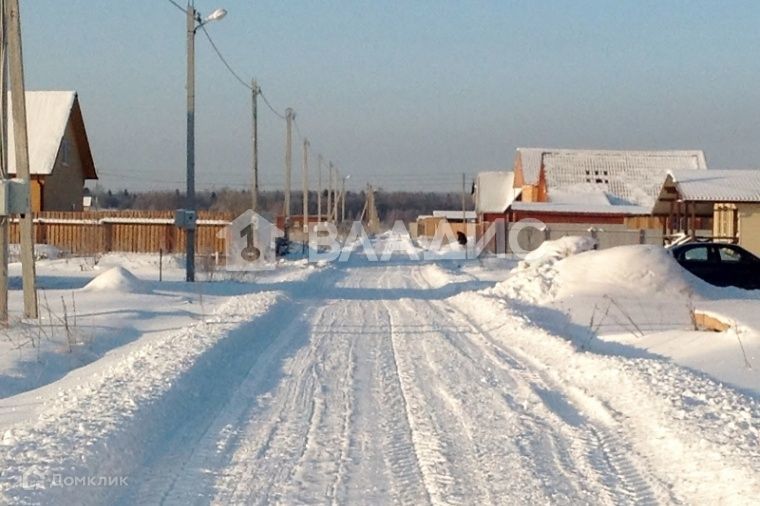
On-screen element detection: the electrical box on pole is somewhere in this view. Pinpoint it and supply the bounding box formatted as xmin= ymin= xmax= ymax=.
xmin=174 ymin=209 xmax=197 ymax=230
xmin=0 ymin=179 xmax=28 ymax=215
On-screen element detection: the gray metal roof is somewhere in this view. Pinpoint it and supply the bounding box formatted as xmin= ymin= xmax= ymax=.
xmin=668 ymin=169 xmax=760 ymax=202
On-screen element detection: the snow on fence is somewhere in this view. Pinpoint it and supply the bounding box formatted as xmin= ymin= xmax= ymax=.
xmin=8 ymin=211 xmax=233 ymax=256
xmin=478 ymin=221 xmax=671 ymax=255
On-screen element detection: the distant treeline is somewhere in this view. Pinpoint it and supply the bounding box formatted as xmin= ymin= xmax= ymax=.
xmin=87 ymin=187 xmax=464 ymax=225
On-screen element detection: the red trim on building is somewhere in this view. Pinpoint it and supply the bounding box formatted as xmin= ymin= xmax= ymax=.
xmin=482 ymin=211 xmax=629 ymax=225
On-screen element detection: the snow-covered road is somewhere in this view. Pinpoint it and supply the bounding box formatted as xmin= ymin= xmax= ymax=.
xmin=117 ymin=262 xmax=759 ymax=505
xmin=2 ymin=259 xmax=758 ymax=504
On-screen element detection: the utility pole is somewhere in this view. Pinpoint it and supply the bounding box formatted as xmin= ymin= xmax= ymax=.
xmin=341 ymin=175 xmax=346 ymax=223
xmin=365 ymin=184 xmax=380 ymax=235
xmin=7 ymin=0 xmax=36 ymax=317
xmin=251 ymin=78 xmax=259 ymax=212
xmin=284 ymin=107 xmax=294 ymax=224
xmin=327 ymin=161 xmax=334 ymax=223
xmin=185 ymin=3 xmax=196 ymax=282
xmin=462 ymin=172 xmax=467 ymax=260
xmin=0 ymin=0 xmax=8 ymax=322
xmin=332 ymin=168 xmax=340 ymax=223
xmin=302 ymin=138 xmax=309 ymax=237
xmin=317 ymin=154 xmax=322 ymax=223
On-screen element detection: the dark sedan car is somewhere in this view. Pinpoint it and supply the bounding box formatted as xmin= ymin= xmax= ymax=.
xmin=670 ymin=242 xmax=760 ymax=290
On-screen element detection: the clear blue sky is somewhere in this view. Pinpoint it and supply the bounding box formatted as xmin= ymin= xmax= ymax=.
xmin=21 ymin=0 xmax=760 ymax=192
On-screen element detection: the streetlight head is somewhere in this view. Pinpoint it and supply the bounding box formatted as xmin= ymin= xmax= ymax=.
xmin=204 ymin=8 xmax=227 ymax=23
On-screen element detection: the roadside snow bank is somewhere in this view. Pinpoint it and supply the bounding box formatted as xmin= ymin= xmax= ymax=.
xmin=523 ymin=235 xmax=597 ymax=267
xmin=0 ymin=291 xmax=281 ymax=505
xmin=448 ymin=291 xmax=760 ymax=504
xmin=82 ymin=266 xmax=144 ymax=293
xmin=553 ymin=244 xmax=694 ymax=298
xmin=486 ymin=236 xmax=594 ymax=303
xmin=483 ymin=241 xmax=760 ymax=394
xmin=489 ymin=242 xmax=693 ymax=304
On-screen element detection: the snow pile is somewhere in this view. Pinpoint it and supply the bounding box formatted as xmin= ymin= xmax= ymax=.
xmin=552 ymin=244 xmax=695 ymax=299
xmin=490 ymin=242 xmax=695 ymax=304
xmin=97 ymin=252 xmax=184 ymax=275
xmin=82 ymin=266 xmax=144 ymax=293
xmin=483 ymin=241 xmax=760 ymax=393
xmin=488 ymin=236 xmax=597 ymax=302
xmin=523 ymin=235 xmax=597 ymax=267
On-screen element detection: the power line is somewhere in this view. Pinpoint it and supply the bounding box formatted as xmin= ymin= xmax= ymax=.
xmin=259 ymin=89 xmax=287 ymax=120
xmin=199 ymin=24 xmax=253 ymax=91
xmin=198 ymin=21 xmax=289 ymax=124
xmin=162 ymin=1 xmax=340 ymax=189
xmin=165 ymin=0 xmax=187 ymax=14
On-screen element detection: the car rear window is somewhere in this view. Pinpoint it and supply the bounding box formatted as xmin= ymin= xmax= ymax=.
xmin=718 ymin=247 xmax=742 ymax=263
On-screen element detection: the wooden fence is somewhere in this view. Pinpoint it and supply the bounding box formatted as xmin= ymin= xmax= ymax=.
xmin=8 ymin=211 xmax=233 ymax=256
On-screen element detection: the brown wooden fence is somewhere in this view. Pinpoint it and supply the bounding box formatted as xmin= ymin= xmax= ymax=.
xmin=8 ymin=211 xmax=233 ymax=256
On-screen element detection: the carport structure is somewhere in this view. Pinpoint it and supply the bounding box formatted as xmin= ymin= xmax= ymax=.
xmin=653 ymin=169 xmax=760 ymax=254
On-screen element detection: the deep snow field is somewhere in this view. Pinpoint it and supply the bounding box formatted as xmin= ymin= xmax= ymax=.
xmin=0 ymin=236 xmax=757 ymax=505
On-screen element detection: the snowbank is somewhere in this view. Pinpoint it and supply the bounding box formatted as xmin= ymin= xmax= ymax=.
xmin=553 ymin=244 xmax=695 ymax=298
xmin=82 ymin=266 xmax=144 ymax=293
xmin=523 ymin=235 xmax=597 ymax=267
xmin=490 ymin=241 xmax=695 ymax=303
xmin=484 ymin=241 xmax=760 ymax=393
xmin=488 ymin=236 xmax=596 ymax=303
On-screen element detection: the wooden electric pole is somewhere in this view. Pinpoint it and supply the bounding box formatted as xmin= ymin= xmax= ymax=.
xmin=366 ymin=184 xmax=380 ymax=235
xmin=462 ymin=172 xmax=467 ymax=260
xmin=341 ymin=175 xmax=347 ymax=223
xmin=327 ymin=161 xmax=334 ymax=223
xmin=317 ymin=154 xmax=322 ymax=223
xmin=302 ymin=138 xmax=309 ymax=237
xmin=332 ymin=168 xmax=340 ymax=223
xmin=251 ymin=79 xmax=259 ymax=212
xmin=0 ymin=0 xmax=7 ymax=322
xmin=284 ymin=108 xmax=294 ymax=223
xmin=7 ymin=0 xmax=36 ymax=317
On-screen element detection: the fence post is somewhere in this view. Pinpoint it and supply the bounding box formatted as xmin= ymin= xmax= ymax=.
xmin=159 ymin=248 xmax=163 ymax=282
xmin=639 ymin=229 xmax=646 ymax=244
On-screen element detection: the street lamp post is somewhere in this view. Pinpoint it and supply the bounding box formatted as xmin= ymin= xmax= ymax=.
xmin=183 ymin=2 xmax=226 ymax=282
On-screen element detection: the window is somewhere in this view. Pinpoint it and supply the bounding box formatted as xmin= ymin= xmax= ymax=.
xmin=585 ymin=169 xmax=609 ymax=185
xmin=718 ymin=247 xmax=742 ymax=263
xmin=60 ymin=139 xmax=70 ymax=166
xmin=683 ymin=247 xmax=709 ymax=262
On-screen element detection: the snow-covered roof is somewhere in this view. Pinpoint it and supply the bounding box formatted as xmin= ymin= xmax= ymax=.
xmin=667 ymin=169 xmax=760 ymax=202
xmin=432 ymin=210 xmax=477 ymax=221
xmin=511 ymin=201 xmax=650 ymax=215
xmin=474 ymin=171 xmax=521 ymax=213
xmin=7 ymin=91 xmax=96 ymax=178
xmin=515 ymin=148 xmax=707 ymax=209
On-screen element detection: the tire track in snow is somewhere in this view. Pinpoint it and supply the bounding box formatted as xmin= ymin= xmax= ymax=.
xmin=411 ymin=265 xmax=673 ymax=505
xmin=224 ymin=303 xmax=334 ymax=505
xmin=373 ymin=306 xmax=432 ymax=505
xmin=383 ymin=298 xmax=464 ymax=505
xmin=448 ymin=305 xmax=675 ymax=504
xmin=118 ymin=296 xmax=317 ymax=505
xmin=336 ymin=267 xmax=430 ymax=504
xmin=438 ymin=298 xmax=675 ymax=505
xmin=218 ymin=266 xmax=432 ymax=504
